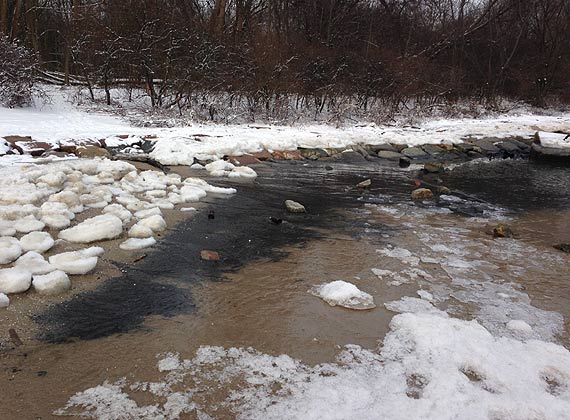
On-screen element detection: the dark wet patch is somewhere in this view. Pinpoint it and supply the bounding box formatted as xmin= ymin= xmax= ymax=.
xmin=35 ymin=161 xmax=412 ymax=343
xmin=442 ymin=160 xmax=570 ymax=212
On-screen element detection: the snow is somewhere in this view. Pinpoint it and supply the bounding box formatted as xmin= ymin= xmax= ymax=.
xmin=0 ymin=236 xmax=22 ymax=264
xmin=19 ymin=231 xmax=55 ymax=253
xmin=49 ymin=248 xmax=100 ymax=275
xmin=0 ymin=292 xmax=9 ymax=308
xmin=32 ymin=270 xmax=71 ymax=295
xmin=0 ymin=267 xmax=32 ymax=294
xmin=128 ymin=224 xmax=154 ymax=238
xmin=59 ymin=214 xmax=123 ymax=243
xmin=179 ymin=185 xmax=207 ymax=202
xmin=507 ymin=320 xmax=533 ymax=335
xmin=15 ymin=251 xmax=55 ymax=275
xmin=119 ymin=237 xmax=156 ymax=251
xmin=310 ymin=280 xmax=376 ymax=310
xmin=58 ymin=310 xmax=570 ymax=420
xmin=537 ymin=132 xmax=570 ymax=149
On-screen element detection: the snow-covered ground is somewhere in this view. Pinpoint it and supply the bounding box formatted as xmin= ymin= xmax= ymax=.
xmin=2 ymin=87 xmax=570 ymax=167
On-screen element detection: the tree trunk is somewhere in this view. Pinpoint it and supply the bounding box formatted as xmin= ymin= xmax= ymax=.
xmin=210 ymin=0 xmax=226 ymax=37
xmin=0 ymin=0 xmax=8 ymax=35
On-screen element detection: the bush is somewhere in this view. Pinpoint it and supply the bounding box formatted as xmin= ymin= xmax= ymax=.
xmin=0 ymin=37 xmax=37 ymax=107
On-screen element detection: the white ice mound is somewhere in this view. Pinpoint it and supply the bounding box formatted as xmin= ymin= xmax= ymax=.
xmin=0 ymin=220 xmax=16 ymax=236
xmin=134 ymin=207 xmax=162 ymax=220
xmin=0 ymin=293 xmax=9 ymax=308
xmin=0 ymin=237 xmax=22 ymax=264
xmin=19 ymin=231 xmax=55 ymax=253
xmin=128 ymin=223 xmax=154 ymax=238
xmin=49 ymin=247 xmax=102 ymax=275
xmin=184 ymin=178 xmax=237 ymax=195
xmin=119 ymin=237 xmax=157 ymax=251
xmin=138 ymin=215 xmax=167 ymax=232
xmin=14 ymin=215 xmax=45 ymax=233
xmin=59 ymin=214 xmax=123 ymax=243
xmin=102 ymin=204 xmax=133 ymax=223
xmin=311 ymin=280 xmax=376 ymax=310
xmin=180 ymin=185 xmax=208 ymax=202
xmin=229 ymin=166 xmax=258 ymax=179
xmin=0 ymin=267 xmax=32 ymax=294
xmin=15 ymin=252 xmax=55 ymax=275
xmin=32 ymin=270 xmax=71 ymax=295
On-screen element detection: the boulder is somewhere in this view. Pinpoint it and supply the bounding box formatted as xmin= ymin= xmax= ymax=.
xmin=411 ymin=188 xmax=434 ymax=200
xmin=76 ymin=145 xmax=112 ymax=159
xmin=227 ymin=155 xmax=262 ymax=166
xmin=423 ymin=162 xmax=444 ymax=173
xmin=372 ymin=144 xmax=399 ymax=153
xmin=299 ymin=148 xmax=329 ymax=160
xmin=285 ymin=200 xmax=306 ymax=213
xmin=422 ymin=144 xmax=444 ymax=155
xmin=553 ymin=243 xmax=570 ymax=253
xmin=402 ymin=147 xmax=428 ymax=158
xmin=251 ymin=150 xmax=273 ymax=161
xmin=399 ymin=157 xmax=411 ymax=168
xmin=377 ymin=150 xmax=404 ymax=161
xmin=356 ymin=179 xmax=372 ymax=188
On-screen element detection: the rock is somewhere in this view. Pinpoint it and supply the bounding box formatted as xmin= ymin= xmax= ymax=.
xmin=284 ymin=200 xmax=306 ymax=213
xmin=372 ymin=144 xmax=399 ymax=153
xmin=351 ymin=144 xmax=373 ymax=158
xmin=338 ymin=150 xmax=366 ymax=162
xmin=439 ymin=144 xmax=455 ymax=151
xmin=356 ymin=179 xmax=372 ymax=188
xmin=59 ymin=145 xmax=77 ymax=154
xmin=0 ymin=293 xmax=9 ymax=308
xmin=377 ymin=150 xmax=404 ymax=161
xmin=0 ymin=268 xmax=32 ymax=294
xmin=251 ymin=150 xmax=273 ymax=161
xmin=411 ymin=188 xmax=434 ymax=200
xmin=269 ymin=217 xmax=283 ymax=225
xmin=553 ymin=243 xmax=570 ymax=253
xmin=496 ymin=141 xmax=520 ymax=154
xmin=76 ymin=145 xmax=112 ymax=159
xmin=32 ymin=270 xmax=71 ymax=295
xmin=227 ymin=154 xmax=262 ymax=166
xmin=200 ymin=250 xmax=220 ymax=261
xmin=493 ymin=224 xmax=514 ymax=238
xmin=473 ymin=140 xmax=500 ymax=154
xmin=456 ymin=143 xmax=476 ymax=153
xmin=402 ymin=147 xmax=428 ymax=158
xmin=325 ymin=165 xmax=333 ymax=171
xmin=423 ymin=162 xmax=444 ymax=173
xmin=437 ymin=186 xmax=451 ymax=194
xmin=399 ymin=157 xmax=411 ymax=168
xmin=422 ymin=144 xmax=444 ymax=155
xmin=299 ymin=148 xmax=329 ymax=160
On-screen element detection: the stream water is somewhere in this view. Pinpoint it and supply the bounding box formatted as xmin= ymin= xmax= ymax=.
xmin=1 ymin=159 xmax=570 ymax=419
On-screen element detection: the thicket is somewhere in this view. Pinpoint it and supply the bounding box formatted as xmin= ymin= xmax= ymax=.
xmin=1 ymin=0 xmax=569 ymax=116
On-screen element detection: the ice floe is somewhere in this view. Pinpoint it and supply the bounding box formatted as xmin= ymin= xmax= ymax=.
xmin=15 ymin=251 xmax=55 ymax=275
xmin=19 ymin=231 xmax=55 ymax=253
xmin=311 ymin=280 xmax=376 ymax=310
xmin=49 ymin=248 xmax=102 ymax=275
xmin=0 ymin=267 xmax=32 ymax=294
xmin=0 ymin=236 xmax=22 ymax=264
xmin=59 ymin=214 xmax=123 ymax=243
xmin=119 ymin=237 xmax=157 ymax=251
xmin=32 ymin=270 xmax=71 ymax=295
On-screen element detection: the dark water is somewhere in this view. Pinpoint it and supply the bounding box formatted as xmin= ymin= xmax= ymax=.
xmin=34 ymin=162 xmax=414 ymax=342
xmin=442 ymin=160 xmax=570 ymax=212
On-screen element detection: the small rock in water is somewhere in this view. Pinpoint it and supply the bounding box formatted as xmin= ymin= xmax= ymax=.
xmin=311 ymin=280 xmax=376 ymax=310
xmin=269 ymin=217 xmax=283 ymax=225
xmin=325 ymin=165 xmax=334 ymax=171
xmin=284 ymin=200 xmax=306 ymax=213
xmin=423 ymin=162 xmax=444 ymax=173
xmin=493 ymin=224 xmax=514 ymax=238
xmin=411 ymin=188 xmax=434 ymax=200
xmin=553 ymin=243 xmax=570 ymax=253
xmin=356 ymin=179 xmax=372 ymax=189
xmin=399 ymin=157 xmax=411 ymax=168
xmin=201 ymin=250 xmax=220 ymax=261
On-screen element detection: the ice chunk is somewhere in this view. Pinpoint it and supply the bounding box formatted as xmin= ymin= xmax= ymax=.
xmin=0 ymin=293 xmax=9 ymax=308
xmin=14 ymin=215 xmax=45 ymax=233
xmin=138 ymin=215 xmax=167 ymax=233
xmin=205 ymin=160 xmax=235 ymax=173
xmin=19 ymin=231 xmax=55 ymax=253
xmin=134 ymin=207 xmax=162 ymax=219
xmin=229 ymin=166 xmax=258 ymax=179
xmin=311 ymin=280 xmax=376 ymax=310
xmin=507 ymin=320 xmax=533 ymax=334
xmin=32 ymin=270 xmax=71 ymax=295
xmin=102 ymin=204 xmax=132 ymax=223
xmin=417 ymin=290 xmax=434 ymax=302
xmin=0 ymin=268 xmax=32 ymax=294
xmin=15 ymin=252 xmax=55 ymax=275
xmin=128 ymin=223 xmax=154 ymax=238
xmin=184 ymin=178 xmax=237 ymax=195
xmin=0 ymin=237 xmax=22 ymax=264
xmin=0 ymin=220 xmax=16 ymax=236
xmin=180 ymin=185 xmax=207 ymax=202
xmin=49 ymin=248 xmax=101 ymax=275
xmin=180 ymin=207 xmax=197 ymax=212
xmin=119 ymin=237 xmax=157 ymax=250
xmin=59 ymin=214 xmax=123 ymax=243
xmin=385 ymin=296 xmax=443 ymax=315
xmin=41 ymin=213 xmax=72 ymax=229
xmin=371 ymin=268 xmax=393 ymax=279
